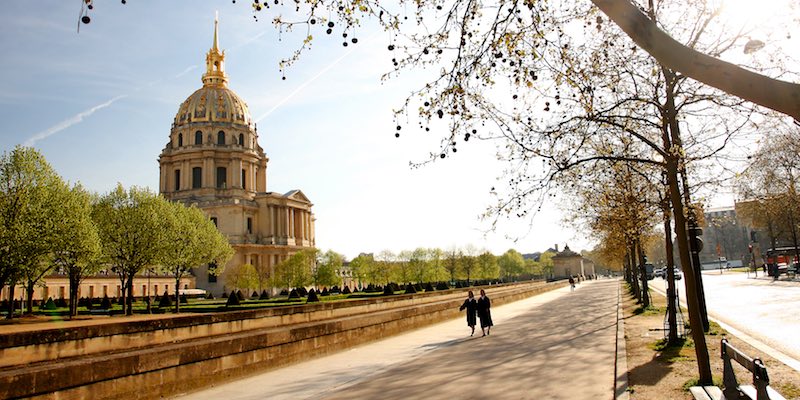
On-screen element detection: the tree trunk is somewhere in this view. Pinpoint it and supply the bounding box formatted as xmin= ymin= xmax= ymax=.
xmin=637 ymin=238 xmax=650 ymax=308
xmin=68 ymin=272 xmax=81 ymax=318
xmin=591 ymin=0 xmax=800 ymax=119
xmin=25 ymin=280 xmax=35 ymax=315
xmin=117 ymin=270 xmax=127 ymax=314
xmin=6 ymin=283 xmax=15 ymax=319
xmin=664 ymin=209 xmax=678 ymax=344
xmin=665 ymin=158 xmax=713 ymax=384
xmin=174 ymin=272 xmax=181 ymax=314
xmin=125 ymin=275 xmax=136 ymax=316
xmin=629 ymin=246 xmax=641 ymax=302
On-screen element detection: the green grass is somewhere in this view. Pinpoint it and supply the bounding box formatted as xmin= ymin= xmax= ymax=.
xmin=649 ymin=338 xmax=692 ymax=363
xmin=633 ymin=304 xmax=664 ymax=316
xmin=682 ymin=376 xmax=723 ymax=391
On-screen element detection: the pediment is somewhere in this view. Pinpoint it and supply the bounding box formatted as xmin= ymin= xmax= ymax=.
xmin=284 ymin=189 xmax=311 ymax=203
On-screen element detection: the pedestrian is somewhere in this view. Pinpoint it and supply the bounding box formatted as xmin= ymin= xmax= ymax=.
xmin=477 ymin=289 xmax=493 ymax=336
xmin=459 ymin=290 xmax=478 ymax=336
xmin=568 ymin=276 xmax=575 ymax=291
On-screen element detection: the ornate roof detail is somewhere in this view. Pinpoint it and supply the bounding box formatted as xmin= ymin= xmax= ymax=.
xmin=173 ymin=16 xmax=252 ymax=128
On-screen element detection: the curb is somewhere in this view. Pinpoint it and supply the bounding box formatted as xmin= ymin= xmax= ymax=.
xmin=615 ymin=280 xmax=630 ymax=400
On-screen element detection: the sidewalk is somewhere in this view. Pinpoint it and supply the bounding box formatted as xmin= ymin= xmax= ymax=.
xmin=177 ymin=279 xmax=621 ymax=400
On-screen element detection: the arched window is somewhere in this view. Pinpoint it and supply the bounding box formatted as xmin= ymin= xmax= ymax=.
xmin=195 ymin=131 xmax=203 ymax=145
xmin=192 ymin=167 xmax=202 ymax=189
xmin=217 ymin=131 xmax=225 ymax=145
xmin=177 ymin=133 xmax=183 ymax=147
xmin=216 ymin=167 xmax=227 ymax=188
xmin=174 ymin=169 xmax=181 ymax=191
xmin=238 ymin=133 xmax=244 ymax=146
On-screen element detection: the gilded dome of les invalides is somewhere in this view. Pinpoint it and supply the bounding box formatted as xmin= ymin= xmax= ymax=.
xmin=173 ymin=18 xmax=252 ymax=129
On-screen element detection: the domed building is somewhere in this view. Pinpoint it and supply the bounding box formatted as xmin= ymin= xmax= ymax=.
xmin=158 ymin=19 xmax=315 ymax=295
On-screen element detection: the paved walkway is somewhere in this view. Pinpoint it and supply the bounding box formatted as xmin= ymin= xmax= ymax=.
xmin=178 ymin=279 xmax=621 ymax=400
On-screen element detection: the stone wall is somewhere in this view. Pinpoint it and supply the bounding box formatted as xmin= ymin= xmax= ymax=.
xmin=0 ymin=280 xmax=564 ymax=399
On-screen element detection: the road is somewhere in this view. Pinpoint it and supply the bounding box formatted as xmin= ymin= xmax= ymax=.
xmin=176 ymin=279 xmax=621 ymax=400
xmin=652 ymin=271 xmax=800 ymax=370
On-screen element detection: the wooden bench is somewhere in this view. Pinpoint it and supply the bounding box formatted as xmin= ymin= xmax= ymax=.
xmin=690 ymin=339 xmax=785 ymax=400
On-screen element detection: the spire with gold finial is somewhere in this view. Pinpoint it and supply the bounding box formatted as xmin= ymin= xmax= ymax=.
xmin=202 ymin=12 xmax=228 ymax=88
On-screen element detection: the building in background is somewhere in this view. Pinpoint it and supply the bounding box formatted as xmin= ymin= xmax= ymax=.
xmin=158 ymin=19 xmax=316 ymax=295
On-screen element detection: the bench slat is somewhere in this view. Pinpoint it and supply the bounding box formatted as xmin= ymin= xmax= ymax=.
xmin=689 ymin=386 xmax=713 ymax=400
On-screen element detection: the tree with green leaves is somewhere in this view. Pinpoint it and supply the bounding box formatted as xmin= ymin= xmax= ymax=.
xmin=0 ymin=146 xmax=68 ymax=318
xmin=476 ymin=251 xmax=499 ymax=281
xmin=92 ymin=184 xmax=166 ymax=316
xmin=271 ymin=248 xmax=316 ymax=290
xmin=348 ymin=253 xmax=374 ymax=288
xmin=315 ymin=250 xmax=343 ymax=288
xmin=225 ymin=263 xmax=259 ymax=293
xmin=498 ymin=249 xmax=526 ymax=280
xmin=161 ymin=201 xmax=233 ymax=313
xmin=50 ymin=183 xmax=102 ymax=318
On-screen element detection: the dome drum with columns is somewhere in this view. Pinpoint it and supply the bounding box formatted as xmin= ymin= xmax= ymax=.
xmin=158 ymin=17 xmax=315 ymax=295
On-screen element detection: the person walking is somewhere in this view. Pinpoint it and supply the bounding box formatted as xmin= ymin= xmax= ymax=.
xmin=459 ymin=290 xmax=478 ymax=336
xmin=568 ymin=276 xmax=575 ymax=291
xmin=477 ymin=289 xmax=493 ymax=336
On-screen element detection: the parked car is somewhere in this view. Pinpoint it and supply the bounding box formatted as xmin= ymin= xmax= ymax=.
xmin=654 ymin=267 xmax=666 ymax=278
xmin=674 ymin=268 xmax=682 ymax=280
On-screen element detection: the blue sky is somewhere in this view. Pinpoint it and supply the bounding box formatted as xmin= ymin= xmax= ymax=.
xmin=0 ymin=2 xmax=606 ymax=258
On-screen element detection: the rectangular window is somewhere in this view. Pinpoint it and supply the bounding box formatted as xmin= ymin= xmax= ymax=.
xmin=241 ymin=169 xmax=246 ymax=189
xmin=89 ymin=286 xmax=95 ymax=298
xmin=142 ymin=285 xmax=147 ymax=297
xmin=174 ymin=169 xmax=181 ymax=191
xmin=59 ymin=286 xmax=65 ymax=299
xmin=192 ymin=167 xmax=202 ymax=189
xmin=216 ymin=167 xmax=227 ymax=188
xmin=247 ymin=217 xmax=253 ymax=234
xmin=154 ymin=284 xmax=159 ymax=295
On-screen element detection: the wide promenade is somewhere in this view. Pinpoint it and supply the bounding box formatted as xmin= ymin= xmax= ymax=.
xmin=178 ymin=279 xmax=621 ymax=400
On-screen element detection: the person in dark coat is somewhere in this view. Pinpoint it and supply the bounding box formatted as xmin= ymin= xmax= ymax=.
xmin=459 ymin=290 xmax=478 ymax=336
xmin=477 ymin=289 xmax=493 ymax=336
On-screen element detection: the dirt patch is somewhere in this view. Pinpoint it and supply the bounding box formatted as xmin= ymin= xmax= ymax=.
xmin=623 ymin=285 xmax=800 ymax=399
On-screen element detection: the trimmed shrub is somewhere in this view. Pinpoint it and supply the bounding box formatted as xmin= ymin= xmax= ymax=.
xmin=455 ymin=281 xmax=463 ymax=288
xmin=342 ymin=286 xmax=351 ymax=294
xmin=307 ymin=289 xmax=319 ymax=303
xmin=321 ymin=287 xmax=329 ymax=296
xmin=100 ymin=295 xmax=112 ymax=309
xmin=382 ymin=285 xmax=395 ymax=296
xmin=179 ymin=294 xmax=188 ymax=304
xmin=221 ymin=291 xmax=228 ymax=298
xmin=297 ymin=287 xmax=308 ymax=297
xmin=436 ymin=282 xmax=450 ymax=290
xmin=55 ymin=297 xmax=68 ymax=308
xmin=236 ymin=290 xmax=245 ymax=301
xmin=259 ymin=290 xmax=269 ymax=300
xmin=330 ymin=286 xmax=341 ymax=294
xmin=41 ymin=297 xmax=57 ymax=310
xmin=404 ymin=285 xmax=417 ymax=294
xmin=205 ymin=292 xmax=215 ymax=300
xmin=424 ymin=283 xmax=435 ymax=292
xmin=226 ymin=291 xmax=240 ymax=306
xmin=158 ymin=292 xmax=172 ymax=308
xmin=251 ymin=291 xmax=259 ymax=299
xmin=279 ymin=289 xmax=289 ymax=296
xmin=288 ymin=289 xmax=301 ymax=300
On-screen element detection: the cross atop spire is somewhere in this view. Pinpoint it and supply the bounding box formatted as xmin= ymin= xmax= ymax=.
xmin=202 ymin=13 xmax=228 ymax=87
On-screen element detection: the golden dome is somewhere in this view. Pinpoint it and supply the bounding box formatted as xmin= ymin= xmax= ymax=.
xmin=174 ymin=86 xmax=252 ymax=127
xmin=173 ymin=16 xmax=252 ymax=128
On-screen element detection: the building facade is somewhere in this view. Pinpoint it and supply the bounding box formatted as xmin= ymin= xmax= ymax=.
xmin=158 ymin=19 xmax=316 ymax=295
xmin=552 ymin=244 xmax=594 ymax=278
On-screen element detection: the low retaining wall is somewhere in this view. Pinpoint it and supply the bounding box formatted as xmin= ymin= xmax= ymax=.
xmin=0 ymin=281 xmax=564 ymax=399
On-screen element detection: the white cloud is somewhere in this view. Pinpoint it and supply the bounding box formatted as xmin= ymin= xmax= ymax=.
xmin=23 ymin=95 xmax=127 ymax=147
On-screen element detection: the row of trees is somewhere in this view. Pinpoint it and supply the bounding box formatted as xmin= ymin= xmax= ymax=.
xmin=221 ymin=247 xmax=557 ymax=293
xmin=0 ymin=146 xmax=233 ymax=317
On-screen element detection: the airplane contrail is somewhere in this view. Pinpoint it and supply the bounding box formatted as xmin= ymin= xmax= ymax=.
xmin=255 ymin=35 xmax=377 ymax=123
xmin=24 ymin=95 xmax=128 ymax=147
